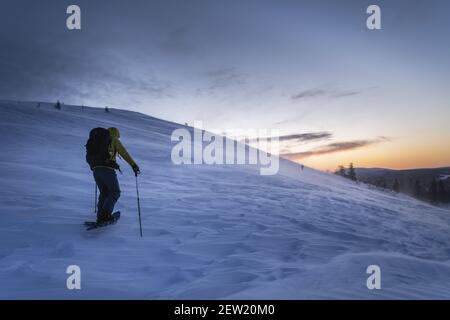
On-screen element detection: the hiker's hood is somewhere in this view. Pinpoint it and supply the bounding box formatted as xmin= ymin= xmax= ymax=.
xmin=108 ymin=127 xmax=120 ymax=139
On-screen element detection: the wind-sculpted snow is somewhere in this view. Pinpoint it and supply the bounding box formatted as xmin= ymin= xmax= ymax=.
xmin=0 ymin=101 xmax=449 ymax=299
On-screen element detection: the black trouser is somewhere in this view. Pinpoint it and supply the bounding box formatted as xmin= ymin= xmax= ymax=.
xmin=93 ymin=167 xmax=121 ymax=217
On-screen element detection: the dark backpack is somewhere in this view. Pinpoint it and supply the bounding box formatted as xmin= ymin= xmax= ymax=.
xmin=85 ymin=128 xmax=111 ymax=170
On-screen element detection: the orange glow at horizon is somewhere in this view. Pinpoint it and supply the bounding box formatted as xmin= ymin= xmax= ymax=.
xmin=285 ymin=138 xmax=450 ymax=172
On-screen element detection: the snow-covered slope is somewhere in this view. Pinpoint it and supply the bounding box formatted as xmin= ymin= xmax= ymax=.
xmin=1 ymin=100 xmax=449 ymax=299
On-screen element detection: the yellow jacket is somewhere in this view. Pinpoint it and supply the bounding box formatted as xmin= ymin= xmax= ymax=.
xmin=107 ymin=127 xmax=137 ymax=168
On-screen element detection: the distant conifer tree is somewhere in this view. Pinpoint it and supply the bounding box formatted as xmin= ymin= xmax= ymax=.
xmin=393 ymin=179 xmax=400 ymax=192
xmin=335 ymin=165 xmax=346 ymax=177
xmin=437 ymin=179 xmax=447 ymax=203
xmin=406 ymin=178 xmax=414 ymax=195
xmin=347 ymin=163 xmax=357 ymax=181
xmin=414 ymin=180 xmax=422 ymax=198
xmin=54 ymin=100 xmax=61 ymax=110
xmin=429 ymin=179 xmax=438 ymax=203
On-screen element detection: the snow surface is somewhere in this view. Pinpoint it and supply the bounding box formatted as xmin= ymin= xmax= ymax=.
xmin=1 ymin=100 xmax=450 ymax=299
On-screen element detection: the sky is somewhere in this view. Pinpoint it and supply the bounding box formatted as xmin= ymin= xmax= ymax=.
xmin=1 ymin=0 xmax=449 ymax=171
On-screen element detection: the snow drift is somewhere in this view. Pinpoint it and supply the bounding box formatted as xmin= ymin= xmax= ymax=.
xmin=0 ymin=100 xmax=449 ymax=299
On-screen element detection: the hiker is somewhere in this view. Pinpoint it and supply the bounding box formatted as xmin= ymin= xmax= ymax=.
xmin=86 ymin=127 xmax=140 ymax=223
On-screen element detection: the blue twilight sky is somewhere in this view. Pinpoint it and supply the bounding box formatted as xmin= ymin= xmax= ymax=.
xmin=1 ymin=0 xmax=449 ymax=170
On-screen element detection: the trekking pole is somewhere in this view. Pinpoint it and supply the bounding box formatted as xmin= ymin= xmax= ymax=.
xmin=135 ymin=175 xmax=143 ymax=237
xmin=94 ymin=183 xmax=98 ymax=214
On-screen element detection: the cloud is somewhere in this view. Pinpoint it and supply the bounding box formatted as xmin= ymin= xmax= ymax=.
xmin=247 ymin=131 xmax=332 ymax=143
xmin=0 ymin=36 xmax=173 ymax=105
xmin=291 ymin=88 xmax=327 ymax=100
xmin=291 ymin=86 xmax=363 ymax=101
xmin=330 ymin=91 xmax=361 ymax=98
xmin=160 ymin=27 xmax=194 ymax=54
xmin=282 ymin=137 xmax=391 ymax=159
xmin=204 ymin=68 xmax=249 ymax=91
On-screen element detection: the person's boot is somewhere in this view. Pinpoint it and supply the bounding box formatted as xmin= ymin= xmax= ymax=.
xmin=97 ymin=209 xmax=113 ymax=224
